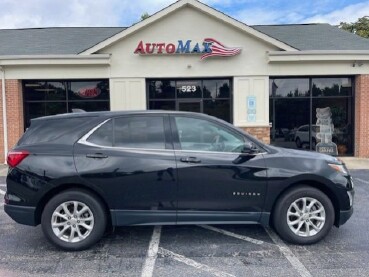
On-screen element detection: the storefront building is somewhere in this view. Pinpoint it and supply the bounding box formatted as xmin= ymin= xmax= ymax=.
xmin=0 ymin=0 xmax=369 ymax=162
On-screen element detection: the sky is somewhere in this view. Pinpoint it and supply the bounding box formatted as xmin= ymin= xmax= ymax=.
xmin=0 ymin=0 xmax=368 ymax=29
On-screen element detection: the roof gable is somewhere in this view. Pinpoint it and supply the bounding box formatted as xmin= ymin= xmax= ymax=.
xmin=79 ymin=0 xmax=297 ymax=55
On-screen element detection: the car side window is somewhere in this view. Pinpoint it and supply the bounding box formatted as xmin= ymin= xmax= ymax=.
xmin=114 ymin=116 xmax=166 ymax=149
xmin=86 ymin=120 xmax=113 ymax=147
xmin=174 ymin=116 xmax=246 ymax=153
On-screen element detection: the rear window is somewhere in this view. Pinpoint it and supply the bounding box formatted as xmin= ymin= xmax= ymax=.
xmin=18 ymin=117 xmax=96 ymax=146
xmin=86 ymin=116 xmax=166 ymax=149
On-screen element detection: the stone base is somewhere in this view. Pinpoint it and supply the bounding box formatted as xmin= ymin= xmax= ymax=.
xmin=240 ymin=127 xmax=270 ymax=144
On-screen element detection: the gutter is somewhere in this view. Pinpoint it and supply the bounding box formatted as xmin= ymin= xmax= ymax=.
xmin=0 ymin=66 xmax=7 ymax=163
xmin=0 ymin=54 xmax=111 ymax=66
xmin=268 ymin=50 xmax=369 ymax=62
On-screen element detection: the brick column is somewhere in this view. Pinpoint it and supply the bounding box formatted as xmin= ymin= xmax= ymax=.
xmin=0 ymin=79 xmax=24 ymax=163
xmin=355 ymin=75 xmax=369 ymax=158
xmin=240 ymin=126 xmax=270 ymax=144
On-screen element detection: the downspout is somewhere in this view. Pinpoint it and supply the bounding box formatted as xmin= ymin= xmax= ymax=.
xmin=0 ymin=66 xmax=8 ymax=164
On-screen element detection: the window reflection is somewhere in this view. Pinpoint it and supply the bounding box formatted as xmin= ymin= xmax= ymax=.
xmin=269 ymin=79 xmax=309 ymax=97
xmin=270 ymin=77 xmax=354 ymax=155
xmin=23 ymin=80 xmax=110 ymax=129
xmin=312 ymin=78 xmax=352 ymax=97
xmin=148 ymin=81 xmax=175 ymax=99
xmin=203 ymin=80 xmax=230 ymax=99
xmin=147 ymin=79 xmax=232 ymax=123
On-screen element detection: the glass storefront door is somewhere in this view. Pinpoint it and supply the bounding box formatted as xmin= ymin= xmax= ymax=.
xmin=147 ymin=79 xmax=232 ymax=123
xmin=177 ymin=100 xmax=202 ymax=113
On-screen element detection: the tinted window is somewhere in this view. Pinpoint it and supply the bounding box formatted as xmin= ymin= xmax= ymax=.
xmin=270 ymin=79 xmax=309 ymax=97
xmin=148 ymin=80 xmax=175 ymax=99
xmin=175 ymin=117 xmax=245 ymax=152
xmin=68 ymin=80 xmax=110 ymax=101
xmin=312 ymin=78 xmax=352 ymax=97
xmin=114 ymin=116 xmax=166 ymax=149
xmin=19 ymin=117 xmax=93 ymax=146
xmin=176 ymin=80 xmax=202 ymax=98
xmin=203 ymin=79 xmax=230 ymax=99
xmin=23 ymin=80 xmax=110 ymax=129
xmin=86 ymin=120 xmax=113 ymax=147
xmin=149 ymin=101 xmax=176 ymax=110
xmin=24 ymin=81 xmax=66 ymax=101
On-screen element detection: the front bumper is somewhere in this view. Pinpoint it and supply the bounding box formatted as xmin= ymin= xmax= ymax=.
xmin=4 ymin=204 xmax=37 ymax=226
xmin=338 ymin=206 xmax=353 ymax=226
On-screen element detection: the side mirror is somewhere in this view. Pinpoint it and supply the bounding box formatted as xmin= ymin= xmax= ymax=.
xmin=241 ymin=142 xmax=259 ymax=155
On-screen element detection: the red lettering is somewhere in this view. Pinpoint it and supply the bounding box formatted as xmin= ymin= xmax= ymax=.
xmin=156 ymin=43 xmax=165 ymax=54
xmin=145 ymin=43 xmax=156 ymax=54
xmin=134 ymin=41 xmax=145 ymax=54
xmin=166 ymin=43 xmax=176 ymax=54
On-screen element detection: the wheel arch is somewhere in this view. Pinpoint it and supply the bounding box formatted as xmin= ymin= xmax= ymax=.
xmin=269 ymin=180 xmax=341 ymax=227
xmin=35 ymin=183 xmax=112 ymax=227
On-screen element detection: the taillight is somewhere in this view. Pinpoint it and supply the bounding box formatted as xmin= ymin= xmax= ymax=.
xmin=7 ymin=150 xmax=30 ymax=168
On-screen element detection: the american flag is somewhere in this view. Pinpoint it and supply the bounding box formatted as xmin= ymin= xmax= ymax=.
xmin=201 ymin=38 xmax=242 ymax=60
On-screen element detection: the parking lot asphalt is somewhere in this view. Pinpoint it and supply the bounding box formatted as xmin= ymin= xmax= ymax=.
xmin=0 ymin=170 xmax=368 ymax=277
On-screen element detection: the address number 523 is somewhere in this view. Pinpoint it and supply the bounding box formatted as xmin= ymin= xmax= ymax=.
xmin=181 ymin=86 xmax=197 ymax=93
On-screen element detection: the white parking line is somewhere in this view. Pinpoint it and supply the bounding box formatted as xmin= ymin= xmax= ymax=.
xmin=198 ymin=225 xmax=264 ymax=245
xmin=264 ymin=227 xmax=312 ymax=277
xmin=141 ymin=226 xmax=162 ymax=277
xmin=355 ymin=178 xmax=369 ymax=185
xmin=158 ymin=247 xmax=235 ymax=277
xmin=0 ymin=188 xmax=5 ymax=195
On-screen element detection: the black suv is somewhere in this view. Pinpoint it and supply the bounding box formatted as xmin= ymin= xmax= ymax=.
xmin=4 ymin=111 xmax=354 ymax=250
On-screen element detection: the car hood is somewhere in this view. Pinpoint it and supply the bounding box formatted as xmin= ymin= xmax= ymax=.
xmin=267 ymin=145 xmax=342 ymax=164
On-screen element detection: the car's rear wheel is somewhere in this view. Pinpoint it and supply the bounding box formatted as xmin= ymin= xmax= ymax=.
xmin=272 ymin=186 xmax=334 ymax=245
xmin=41 ymin=189 xmax=107 ymax=251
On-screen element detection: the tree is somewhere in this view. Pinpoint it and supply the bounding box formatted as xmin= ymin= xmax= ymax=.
xmin=339 ymin=16 xmax=369 ymax=38
xmin=141 ymin=12 xmax=150 ymax=21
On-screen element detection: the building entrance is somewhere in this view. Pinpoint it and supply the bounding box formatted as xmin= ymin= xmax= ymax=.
xmin=147 ymin=78 xmax=232 ymax=123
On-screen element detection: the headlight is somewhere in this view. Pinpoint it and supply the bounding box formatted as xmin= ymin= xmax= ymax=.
xmin=328 ymin=163 xmax=348 ymax=175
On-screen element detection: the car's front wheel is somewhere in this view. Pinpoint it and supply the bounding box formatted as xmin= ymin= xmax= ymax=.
xmin=41 ymin=189 xmax=107 ymax=251
xmin=273 ymin=186 xmax=334 ymax=244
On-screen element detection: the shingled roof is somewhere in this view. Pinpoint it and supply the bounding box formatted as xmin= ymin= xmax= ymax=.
xmin=252 ymin=23 xmax=369 ymax=51
xmin=0 ymin=27 xmax=125 ymax=55
xmin=0 ymin=23 xmax=368 ymax=56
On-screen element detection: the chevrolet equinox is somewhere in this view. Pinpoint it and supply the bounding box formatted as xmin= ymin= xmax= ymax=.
xmin=4 ymin=111 xmax=354 ymax=250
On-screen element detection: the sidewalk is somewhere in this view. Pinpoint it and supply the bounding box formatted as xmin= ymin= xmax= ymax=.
xmin=339 ymin=157 xmax=369 ymax=170
xmin=0 ymin=157 xmax=367 ymax=177
xmin=0 ymin=164 xmax=7 ymax=176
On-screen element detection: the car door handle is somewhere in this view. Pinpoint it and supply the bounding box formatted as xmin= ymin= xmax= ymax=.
xmin=180 ymin=157 xmax=201 ymax=164
xmin=86 ymin=153 xmax=108 ymax=159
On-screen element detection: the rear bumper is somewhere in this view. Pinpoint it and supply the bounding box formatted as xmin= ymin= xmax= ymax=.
xmin=338 ymin=206 xmax=353 ymax=226
xmin=4 ymin=204 xmax=37 ymax=226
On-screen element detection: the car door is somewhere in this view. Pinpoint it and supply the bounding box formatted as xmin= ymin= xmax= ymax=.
xmin=170 ymin=115 xmax=268 ymax=224
xmin=74 ymin=114 xmax=177 ymax=225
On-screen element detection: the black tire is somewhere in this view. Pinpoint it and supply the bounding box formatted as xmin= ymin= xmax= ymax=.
xmin=41 ymin=189 xmax=107 ymax=251
xmin=295 ymin=137 xmax=302 ymax=148
xmin=272 ymin=186 xmax=335 ymax=245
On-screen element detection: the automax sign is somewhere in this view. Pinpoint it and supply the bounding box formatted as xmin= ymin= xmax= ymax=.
xmin=134 ymin=38 xmax=242 ymax=60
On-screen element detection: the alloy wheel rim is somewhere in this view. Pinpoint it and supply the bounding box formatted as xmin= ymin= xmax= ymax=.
xmin=51 ymin=201 xmax=94 ymax=243
xmin=287 ymin=197 xmax=326 ymax=237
